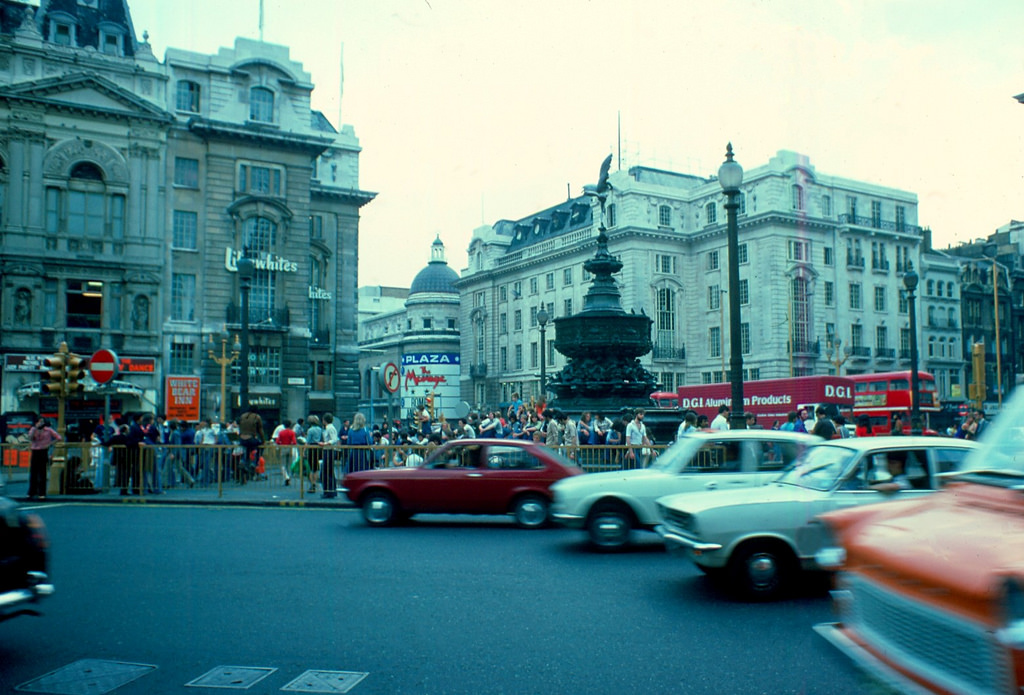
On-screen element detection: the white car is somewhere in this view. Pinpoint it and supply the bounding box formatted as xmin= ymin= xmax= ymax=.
xmin=656 ymin=436 xmax=978 ymax=599
xmin=550 ymin=430 xmax=817 ymax=550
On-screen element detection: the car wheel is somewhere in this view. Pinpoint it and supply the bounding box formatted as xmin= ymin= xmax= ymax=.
xmin=362 ymin=490 xmax=398 ymax=527
xmin=586 ymin=503 xmax=633 ymax=550
xmin=512 ymin=495 xmax=549 ymax=529
xmin=728 ymin=541 xmax=794 ymax=600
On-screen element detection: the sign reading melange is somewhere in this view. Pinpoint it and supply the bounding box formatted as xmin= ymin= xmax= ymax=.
xmin=224 ymin=248 xmax=299 ymax=273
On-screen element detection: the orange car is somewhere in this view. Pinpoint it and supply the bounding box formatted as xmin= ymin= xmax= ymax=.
xmin=814 ymin=392 xmax=1024 ymax=695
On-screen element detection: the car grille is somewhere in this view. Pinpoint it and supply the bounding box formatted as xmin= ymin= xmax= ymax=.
xmin=659 ymin=506 xmax=695 ymax=533
xmin=846 ymin=573 xmax=1012 ymax=695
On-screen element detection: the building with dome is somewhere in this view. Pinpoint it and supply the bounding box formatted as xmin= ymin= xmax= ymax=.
xmin=358 ymin=237 xmax=462 ymax=425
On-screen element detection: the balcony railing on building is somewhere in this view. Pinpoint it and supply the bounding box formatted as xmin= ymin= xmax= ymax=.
xmin=789 ymin=338 xmax=820 ymax=356
xmin=470 ymin=363 xmax=488 ymax=378
xmin=226 ymin=304 xmax=290 ymax=329
xmin=875 ymin=347 xmax=896 ymax=360
xmin=847 ymin=254 xmax=865 ymax=268
xmin=652 ymin=346 xmax=686 ymax=360
xmin=850 ymin=346 xmax=872 ymax=359
xmin=838 ymin=213 xmax=922 ymax=235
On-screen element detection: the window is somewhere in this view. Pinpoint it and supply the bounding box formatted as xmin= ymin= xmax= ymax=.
xmin=898 ymin=289 xmax=908 ymax=314
xmin=656 ymin=288 xmax=676 ymax=357
xmin=707 ymin=250 xmax=720 ymax=271
xmin=738 ymin=243 xmax=748 ymax=264
xmin=169 ymin=342 xmax=194 ymax=375
xmin=739 ymin=279 xmax=749 ymax=306
xmin=512 ymin=281 xmax=522 ymax=298
xmin=529 ymin=277 xmax=538 ymax=295
xmin=68 ymin=190 xmax=104 ymax=237
xmin=100 ymin=31 xmax=122 ymax=56
xmin=791 ymin=184 xmax=804 ymax=211
xmin=847 ymin=195 xmax=858 ymax=219
xmin=791 ymin=277 xmax=811 ymax=352
xmin=825 ymin=322 xmax=836 ymax=344
xmin=656 ymin=254 xmax=676 ymax=274
xmin=545 ymin=272 xmax=554 ymax=290
xmin=563 ymin=268 xmax=573 ymax=286
xmin=824 ymin=247 xmax=834 ymax=266
xmin=849 ymin=282 xmax=862 ymax=310
xmin=45 ymin=187 xmax=59 ymax=234
xmin=874 ymin=286 xmax=886 ymax=312
xmin=708 ymin=285 xmax=720 ymax=311
xmin=871 ymin=200 xmax=882 ymax=228
xmin=851 ymin=323 xmax=864 ymax=349
xmin=936 ymin=282 xmax=943 ymax=298
xmin=474 ymin=291 xmax=485 ymax=307
xmin=309 ymin=215 xmax=324 ymax=240
xmin=606 ymin=203 xmax=616 ymax=227
xmin=822 ymin=195 xmax=832 ymax=217
xmin=530 ymin=342 xmax=538 ymax=369
xmin=876 ymin=326 xmax=888 ymax=350
xmin=175 ymin=80 xmax=200 ymax=112
xmin=238 ymin=163 xmax=283 ymax=196
xmin=514 ymin=344 xmax=523 ymax=370
xmin=705 ymin=202 xmax=717 ymax=225
xmin=702 ymin=372 xmax=714 ymax=385
xmin=661 ymin=373 xmax=675 ymax=392
xmin=947 ymin=282 xmax=955 ymax=299
xmin=737 ymin=192 xmax=746 ymax=215
xmin=926 ymin=279 xmax=934 ymax=295
xmin=788 ymin=239 xmax=809 ymax=262
xmin=171 ymin=274 xmax=195 ymax=321
xmin=173 ymin=211 xmax=198 ymax=249
xmin=232 ymin=346 xmax=281 ymax=386
xmin=242 ymin=216 xmax=278 ymax=319
xmin=499 ymin=313 xmax=507 ymax=334
xmin=52 ymin=21 xmax=74 ymax=46
xmin=422 ymin=317 xmax=432 ymax=330
xmin=500 ymin=347 xmax=508 ymax=371
xmin=499 ymin=285 xmax=508 ymax=301
xmin=513 ymin=309 xmax=522 ymax=331
xmin=65 ymin=280 xmax=104 ymax=329
xmin=709 ymin=326 xmax=721 ymax=358
xmin=563 ymin=299 xmax=572 ymax=316
xmin=174 ymin=157 xmax=199 ymax=188
xmin=529 ymin=306 xmax=538 ymax=327
xmin=824 ymin=281 xmax=835 ymax=307
xmin=659 ymin=205 xmax=672 ymax=227
xmin=895 ymin=205 xmax=906 ymax=232
xmin=741 ymin=322 xmax=751 ymax=355
xmin=249 ymin=86 xmax=274 ymax=122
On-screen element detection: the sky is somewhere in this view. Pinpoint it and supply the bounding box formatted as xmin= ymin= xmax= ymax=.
xmin=126 ymin=0 xmax=1024 ymax=287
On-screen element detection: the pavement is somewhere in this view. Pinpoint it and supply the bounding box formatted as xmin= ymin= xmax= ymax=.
xmin=2 ymin=468 xmax=357 ymax=508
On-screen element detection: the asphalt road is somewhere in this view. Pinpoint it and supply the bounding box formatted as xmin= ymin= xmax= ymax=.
xmin=1 ymin=504 xmax=870 ymax=694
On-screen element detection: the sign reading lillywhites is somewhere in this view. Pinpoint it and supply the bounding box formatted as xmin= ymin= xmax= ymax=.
xmin=89 ymin=348 xmax=119 ymax=384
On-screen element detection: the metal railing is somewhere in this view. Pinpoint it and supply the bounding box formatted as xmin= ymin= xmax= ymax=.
xmin=1 ymin=442 xmax=673 ymax=499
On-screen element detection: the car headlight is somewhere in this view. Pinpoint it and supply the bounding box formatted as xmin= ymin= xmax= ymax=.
xmin=811 ymin=520 xmax=846 ymax=571
xmin=997 ymin=578 xmax=1024 ymax=649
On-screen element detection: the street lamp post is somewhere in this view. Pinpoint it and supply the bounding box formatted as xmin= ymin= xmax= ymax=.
xmin=984 ymin=245 xmax=1005 ymax=409
xmin=825 ymin=339 xmax=852 ymax=375
xmin=719 ymin=143 xmax=745 ymax=429
xmin=537 ymin=307 xmax=549 ymax=399
xmin=236 ymin=253 xmax=256 ymax=415
xmin=208 ymin=334 xmax=240 ymax=424
xmin=903 ymin=265 xmax=921 ymax=434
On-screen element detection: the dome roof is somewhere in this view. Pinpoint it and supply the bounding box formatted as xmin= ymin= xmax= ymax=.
xmin=409 ymin=236 xmax=459 ymax=295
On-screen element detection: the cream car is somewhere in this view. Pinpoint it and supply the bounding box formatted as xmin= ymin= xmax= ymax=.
xmin=656 ymin=437 xmax=978 ymax=599
xmin=550 ymin=430 xmax=816 ymax=550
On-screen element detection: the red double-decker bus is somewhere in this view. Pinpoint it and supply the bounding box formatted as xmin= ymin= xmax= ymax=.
xmin=848 ymin=370 xmax=939 ymax=434
xmin=666 ymin=375 xmax=856 ymax=428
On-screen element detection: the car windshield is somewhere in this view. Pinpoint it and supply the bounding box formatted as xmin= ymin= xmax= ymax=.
xmin=648 ymin=437 xmax=705 ymax=472
xmin=776 ymin=445 xmax=857 ymax=492
xmin=959 ymin=388 xmax=1024 ymax=479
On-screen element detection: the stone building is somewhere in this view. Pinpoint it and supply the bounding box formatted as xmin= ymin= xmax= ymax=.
xmin=456 ymin=150 xmax=935 ymax=408
xmin=0 ymin=0 xmax=372 ymax=430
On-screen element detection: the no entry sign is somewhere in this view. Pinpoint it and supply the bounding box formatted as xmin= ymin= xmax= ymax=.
xmin=89 ymin=348 xmax=119 ymax=384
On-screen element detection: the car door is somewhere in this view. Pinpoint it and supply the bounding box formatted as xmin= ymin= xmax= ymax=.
xmin=675 ymin=438 xmax=754 ymax=492
xmin=400 ymin=443 xmax=485 ymax=513
xmin=473 ymin=444 xmax=550 ymax=514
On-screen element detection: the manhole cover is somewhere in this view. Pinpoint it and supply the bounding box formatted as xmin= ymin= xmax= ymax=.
xmin=281 ymin=670 xmax=368 ymax=693
xmin=16 ymin=659 xmax=156 ymax=694
xmin=186 ymin=666 xmax=277 ymax=689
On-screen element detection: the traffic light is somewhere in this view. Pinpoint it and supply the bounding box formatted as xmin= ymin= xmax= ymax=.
xmin=425 ymin=393 xmax=435 ymax=419
xmin=65 ymin=352 xmax=87 ymax=395
xmin=43 ymin=352 xmax=66 ymax=395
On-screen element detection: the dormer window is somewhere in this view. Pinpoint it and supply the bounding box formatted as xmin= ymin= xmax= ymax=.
xmin=52 ymin=22 xmax=74 ymax=46
xmin=249 ymin=87 xmax=274 ymax=123
xmin=100 ymin=32 xmax=121 ymax=55
xmin=176 ymin=81 xmax=201 ymax=113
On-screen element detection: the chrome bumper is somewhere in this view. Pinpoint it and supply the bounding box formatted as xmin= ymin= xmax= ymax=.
xmin=813 ymin=623 xmax=935 ymax=695
xmin=655 ymin=525 xmax=723 ymax=552
xmin=551 ymin=511 xmax=585 ymax=528
xmin=0 ymin=572 xmax=54 ymax=621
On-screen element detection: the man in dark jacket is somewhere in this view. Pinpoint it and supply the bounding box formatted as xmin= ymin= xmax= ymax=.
xmin=238 ymin=406 xmax=265 ymax=482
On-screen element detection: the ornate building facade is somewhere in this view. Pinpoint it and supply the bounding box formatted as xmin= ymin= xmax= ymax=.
xmin=0 ymin=0 xmax=372 ymax=429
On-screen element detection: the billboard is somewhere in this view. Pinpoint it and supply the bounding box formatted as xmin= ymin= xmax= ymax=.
xmin=165 ymin=376 xmax=201 ymax=422
xmin=402 ymin=352 xmax=460 ymax=417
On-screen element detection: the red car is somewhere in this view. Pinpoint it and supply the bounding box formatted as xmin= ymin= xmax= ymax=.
xmin=342 ymin=439 xmax=583 ymax=528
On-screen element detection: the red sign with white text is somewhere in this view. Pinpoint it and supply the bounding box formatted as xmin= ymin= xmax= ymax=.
xmin=165 ymin=376 xmax=201 ymax=422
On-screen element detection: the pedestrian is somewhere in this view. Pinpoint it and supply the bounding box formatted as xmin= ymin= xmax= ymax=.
xmin=166 ymin=420 xmax=195 ymax=487
xmin=710 ymin=405 xmax=730 ymax=431
xmin=558 ymin=411 xmax=578 ymax=461
xmin=625 ymin=409 xmax=650 ymax=469
xmin=811 ymin=406 xmax=837 ymax=439
xmin=303 ymin=415 xmax=323 ymax=493
xmin=27 ymin=416 xmax=61 ymax=499
xmin=890 ymin=412 xmax=906 ymax=436
xmin=92 ymin=415 xmax=115 ymax=491
xmin=106 ymin=423 xmax=130 ymax=495
xmin=126 ymin=414 xmax=145 ymax=495
xmin=543 ymin=410 xmax=561 ymax=448
xmin=793 ymin=408 xmax=810 ymax=433
xmin=833 ymin=415 xmax=851 ymax=438
xmin=855 ymin=414 xmax=872 ymax=438
xmin=346 ymin=412 xmax=373 ymax=476
xmin=143 ymin=414 xmax=163 ymax=494
xmin=321 ymin=413 xmax=339 ymax=495
xmin=745 ymin=413 xmax=764 ymax=430
xmin=238 ymin=406 xmax=265 ymax=484
xmin=676 ymin=412 xmax=698 ymax=441
xmin=973 ymin=409 xmax=989 ymax=439
xmin=274 ymin=420 xmax=297 ymax=486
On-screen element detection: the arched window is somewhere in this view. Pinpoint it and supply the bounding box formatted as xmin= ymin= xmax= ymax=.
xmin=791 ymin=184 xmax=804 ymax=211
xmin=249 ymin=87 xmax=274 ymax=122
xmin=947 ymin=281 xmax=955 ymax=298
xmin=176 ymin=80 xmax=201 ymax=113
xmin=242 ymin=216 xmax=279 ymax=319
xmin=926 ymin=279 xmax=934 ymax=295
xmin=64 ymin=162 xmax=123 ymax=238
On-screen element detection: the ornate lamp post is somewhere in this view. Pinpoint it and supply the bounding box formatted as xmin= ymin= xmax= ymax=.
xmin=208 ymin=335 xmax=240 ymax=424
xmin=984 ymin=244 xmax=1006 ymax=409
xmin=903 ymin=264 xmax=921 ymax=434
xmin=719 ymin=143 xmax=745 ymax=429
xmin=825 ymin=339 xmax=853 ymax=375
xmin=537 ymin=306 xmax=549 ymax=398
xmin=236 ymin=253 xmax=256 ymax=415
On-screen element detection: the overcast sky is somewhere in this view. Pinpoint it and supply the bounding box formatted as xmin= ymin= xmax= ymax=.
xmin=127 ymin=0 xmax=1024 ymax=287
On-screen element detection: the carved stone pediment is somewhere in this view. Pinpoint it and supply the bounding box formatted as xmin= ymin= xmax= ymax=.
xmin=43 ymin=137 xmax=130 ymax=183
xmin=0 ymin=72 xmax=173 ymax=124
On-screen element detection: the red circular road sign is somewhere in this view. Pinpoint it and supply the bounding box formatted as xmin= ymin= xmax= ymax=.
xmin=382 ymin=362 xmax=401 ymax=393
xmin=89 ymin=348 xmax=119 ymax=384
